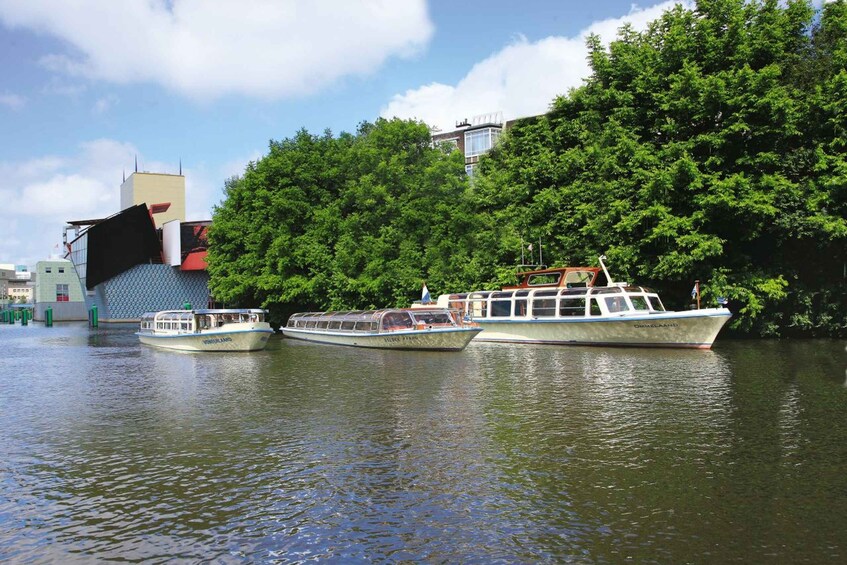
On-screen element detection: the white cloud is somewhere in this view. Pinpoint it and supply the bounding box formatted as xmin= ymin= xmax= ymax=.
xmin=0 ymin=92 xmax=26 ymax=110
xmin=0 ymin=0 xmax=433 ymax=100
xmin=381 ymin=1 xmax=686 ymax=131
xmin=0 ymin=139 xmax=152 ymax=266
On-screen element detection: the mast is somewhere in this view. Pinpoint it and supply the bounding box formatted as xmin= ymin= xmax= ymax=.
xmin=598 ymin=255 xmax=614 ymax=286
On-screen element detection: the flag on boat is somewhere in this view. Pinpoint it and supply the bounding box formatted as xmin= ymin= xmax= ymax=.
xmin=422 ymin=284 xmax=431 ymax=303
xmin=691 ymin=281 xmax=700 ymax=299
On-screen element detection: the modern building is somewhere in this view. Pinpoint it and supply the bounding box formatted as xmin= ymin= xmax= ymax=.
xmin=120 ymin=171 xmax=186 ymax=229
xmin=1 ymin=264 xmax=33 ymax=304
xmin=65 ymin=171 xmax=211 ymax=322
xmin=431 ymin=111 xmax=519 ymax=176
xmin=33 ymin=259 xmax=87 ymax=321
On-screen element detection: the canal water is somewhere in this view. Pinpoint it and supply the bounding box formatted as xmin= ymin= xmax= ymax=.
xmin=1 ymin=322 xmax=846 ymax=563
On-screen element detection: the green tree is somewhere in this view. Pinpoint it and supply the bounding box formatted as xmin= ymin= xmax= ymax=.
xmin=467 ymin=0 xmax=847 ymax=336
xmin=207 ymin=119 xmax=472 ymax=326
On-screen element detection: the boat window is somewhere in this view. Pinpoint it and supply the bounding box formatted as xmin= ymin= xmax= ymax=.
xmin=527 ymin=272 xmax=561 ymax=286
xmin=448 ymin=299 xmax=468 ymax=319
xmin=514 ymin=290 xmax=530 ymax=297
xmin=533 ymin=289 xmax=559 ymax=297
xmin=604 ymin=296 xmax=629 ymax=313
xmin=317 ymin=321 xmax=328 ymax=329
xmin=490 ymin=300 xmax=511 ymax=317
xmin=469 ymin=292 xmax=491 ymax=299
xmin=341 ymin=321 xmax=356 ymax=330
xmin=412 ymin=311 xmax=454 ymax=325
xmin=560 ymin=288 xmax=587 ymax=297
xmin=593 ymin=287 xmax=623 ymax=294
xmin=328 ymin=320 xmax=342 ymax=329
xmin=491 ymin=291 xmax=513 ymax=299
xmin=589 ymin=299 xmax=602 ymax=316
xmin=560 ymin=297 xmax=587 ymax=317
xmin=532 ymin=297 xmax=557 ymax=317
xmin=648 ymin=296 xmax=666 ymax=311
xmin=629 ymin=296 xmax=649 ymax=311
xmin=180 ymin=322 xmax=190 ymax=330
xmin=382 ymin=312 xmax=413 ymax=330
xmin=467 ymin=299 xmax=487 ymax=319
xmin=514 ymin=297 xmax=528 ymax=317
xmin=354 ymin=321 xmax=376 ymax=331
xmin=564 ymin=270 xmax=595 ymax=288
xmin=306 ymin=320 xmax=317 ymax=328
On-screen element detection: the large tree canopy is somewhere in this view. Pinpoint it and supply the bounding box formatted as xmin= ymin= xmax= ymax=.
xmin=209 ymin=0 xmax=847 ymax=337
xmin=469 ymin=0 xmax=847 ymax=336
xmin=206 ymin=119 xmax=477 ymax=327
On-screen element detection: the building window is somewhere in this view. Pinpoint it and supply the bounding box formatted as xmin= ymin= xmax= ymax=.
xmin=45 ymin=267 xmax=52 ymax=273
xmin=464 ymin=127 xmax=501 ymax=158
xmin=59 ymin=267 xmax=65 ymax=273
xmin=465 ymin=164 xmax=476 ymax=177
xmin=434 ymin=137 xmax=459 ymax=152
xmin=56 ymin=284 xmax=69 ymax=302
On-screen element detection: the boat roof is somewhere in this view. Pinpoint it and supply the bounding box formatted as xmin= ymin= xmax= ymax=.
xmin=193 ymin=308 xmax=266 ymax=315
xmin=503 ymin=266 xmax=602 ymax=289
xmin=140 ymin=308 xmax=266 ymax=317
xmin=289 ymin=308 xmax=450 ymax=321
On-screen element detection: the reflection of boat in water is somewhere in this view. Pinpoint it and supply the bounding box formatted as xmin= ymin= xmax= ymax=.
xmin=137 ymin=309 xmax=273 ymax=352
xmin=282 ymin=308 xmax=482 ymax=351
xmin=433 ymin=257 xmax=731 ymax=349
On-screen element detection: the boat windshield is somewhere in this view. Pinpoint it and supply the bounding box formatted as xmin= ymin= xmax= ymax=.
xmin=410 ymin=310 xmax=456 ymax=326
xmin=381 ymin=311 xmax=414 ymax=331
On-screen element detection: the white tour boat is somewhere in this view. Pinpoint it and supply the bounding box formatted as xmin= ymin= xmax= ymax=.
xmin=137 ymin=308 xmax=274 ymax=352
xmin=282 ymin=308 xmax=482 ymax=351
xmin=432 ymin=257 xmax=732 ymax=349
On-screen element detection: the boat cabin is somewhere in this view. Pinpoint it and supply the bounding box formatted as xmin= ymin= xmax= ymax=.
xmin=139 ymin=309 xmax=266 ymax=334
xmin=439 ymin=285 xmax=667 ymax=321
xmin=285 ymin=309 xmax=461 ymax=333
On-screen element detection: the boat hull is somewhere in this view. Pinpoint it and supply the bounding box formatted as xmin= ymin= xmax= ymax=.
xmin=282 ymin=327 xmax=482 ymax=351
xmin=137 ymin=328 xmax=274 ymax=352
xmin=472 ymin=309 xmax=731 ymax=349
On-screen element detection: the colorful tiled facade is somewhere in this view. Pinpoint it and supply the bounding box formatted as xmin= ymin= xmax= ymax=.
xmin=88 ymin=264 xmax=210 ymax=322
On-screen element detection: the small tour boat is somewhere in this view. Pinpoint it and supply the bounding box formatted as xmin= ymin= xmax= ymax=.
xmin=137 ymin=308 xmax=274 ymax=352
xmin=282 ymin=308 xmax=482 ymax=351
xmin=431 ymin=257 xmax=731 ymax=349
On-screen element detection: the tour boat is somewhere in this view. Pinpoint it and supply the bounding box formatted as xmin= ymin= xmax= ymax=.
xmin=137 ymin=308 xmax=274 ymax=352
xmin=282 ymin=308 xmax=482 ymax=351
xmin=431 ymin=257 xmax=731 ymax=349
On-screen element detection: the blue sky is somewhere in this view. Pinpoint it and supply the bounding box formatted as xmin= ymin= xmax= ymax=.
xmin=0 ymin=0 xmax=695 ymax=267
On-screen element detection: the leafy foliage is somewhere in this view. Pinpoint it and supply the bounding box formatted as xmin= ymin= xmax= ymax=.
xmin=209 ymin=0 xmax=847 ymax=337
xmin=207 ymin=119 xmax=476 ymax=326
xmin=468 ymin=0 xmax=847 ymax=337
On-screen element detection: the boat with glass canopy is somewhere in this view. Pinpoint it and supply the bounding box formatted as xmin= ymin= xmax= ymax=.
xmin=432 ymin=257 xmax=731 ymax=349
xmin=137 ymin=308 xmax=273 ymax=352
xmin=283 ymin=308 xmax=482 ymax=350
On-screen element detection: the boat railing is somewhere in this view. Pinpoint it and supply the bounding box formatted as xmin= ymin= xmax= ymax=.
xmin=443 ymin=285 xmax=668 ymax=321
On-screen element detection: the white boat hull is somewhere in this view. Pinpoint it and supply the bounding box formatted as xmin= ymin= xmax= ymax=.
xmin=137 ymin=327 xmax=274 ymax=352
xmin=282 ymin=327 xmax=482 ymax=351
xmin=472 ymin=309 xmax=731 ymax=349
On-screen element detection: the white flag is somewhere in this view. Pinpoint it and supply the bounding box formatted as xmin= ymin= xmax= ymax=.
xmin=422 ymin=284 xmax=431 ymax=303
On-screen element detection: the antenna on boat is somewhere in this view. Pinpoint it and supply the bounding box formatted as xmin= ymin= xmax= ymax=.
xmin=598 ymin=255 xmax=614 ymax=286
xmin=539 ymin=237 xmax=543 ymax=267
xmin=520 ymin=235 xmax=525 ymax=265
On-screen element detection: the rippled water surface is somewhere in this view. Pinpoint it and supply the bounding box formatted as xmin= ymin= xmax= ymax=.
xmin=2 ymin=322 xmax=846 ymax=563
